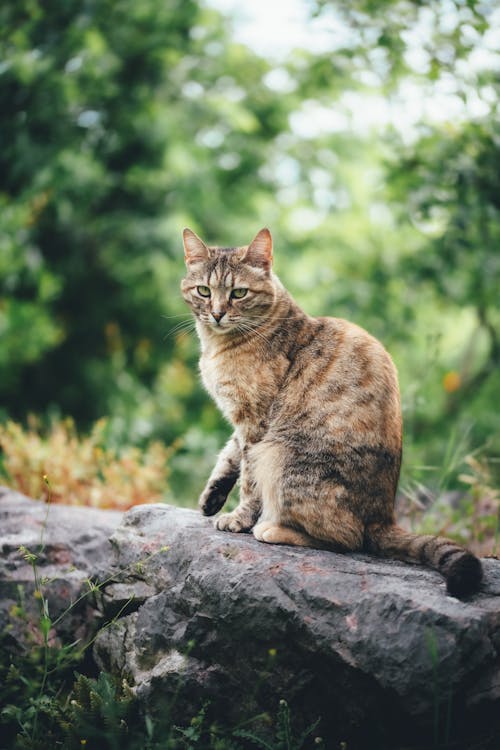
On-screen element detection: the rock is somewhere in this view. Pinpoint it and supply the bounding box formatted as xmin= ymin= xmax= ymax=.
xmin=95 ymin=503 xmax=500 ymax=749
xmin=0 ymin=486 xmax=123 ymax=647
xmin=1 ymin=487 xmax=500 ymax=748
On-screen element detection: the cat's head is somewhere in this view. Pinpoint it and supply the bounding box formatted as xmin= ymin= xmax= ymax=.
xmin=181 ymin=228 xmax=276 ymax=334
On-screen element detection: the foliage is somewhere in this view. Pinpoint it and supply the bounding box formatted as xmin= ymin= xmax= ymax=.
xmin=0 ymin=665 xmax=325 ymax=750
xmin=0 ymin=0 xmax=289 ymax=441
xmin=309 ymin=0 xmax=494 ymax=84
xmin=1 ymin=645 xmax=325 ymax=750
xmin=386 ymin=119 xmax=500 ymax=428
xmin=60 ymin=672 xmax=139 ymax=750
xmin=235 ymin=700 xmax=322 ymax=750
xmin=0 ymin=632 xmax=80 ymax=750
xmin=0 ymin=417 xmax=173 ymax=509
xmin=399 ymin=454 xmax=500 ymax=557
xmin=0 ymin=0 xmax=498 ymax=510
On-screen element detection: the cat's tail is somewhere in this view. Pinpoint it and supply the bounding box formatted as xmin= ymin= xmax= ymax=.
xmin=364 ymin=523 xmax=483 ymax=598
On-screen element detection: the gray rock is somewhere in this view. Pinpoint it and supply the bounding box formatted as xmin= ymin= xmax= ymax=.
xmin=0 ymin=486 xmax=123 ymax=646
xmin=95 ymin=503 xmax=500 ymax=748
xmin=1 ymin=488 xmax=499 ymax=748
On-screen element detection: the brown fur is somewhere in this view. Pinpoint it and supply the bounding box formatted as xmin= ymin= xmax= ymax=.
xmin=181 ymin=227 xmax=483 ymax=598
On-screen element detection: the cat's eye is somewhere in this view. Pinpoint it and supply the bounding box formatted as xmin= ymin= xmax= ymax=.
xmin=197 ymin=285 xmax=211 ymax=297
xmin=231 ymin=288 xmax=247 ymax=299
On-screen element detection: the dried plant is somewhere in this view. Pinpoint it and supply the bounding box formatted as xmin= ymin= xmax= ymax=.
xmin=0 ymin=417 xmax=174 ymax=510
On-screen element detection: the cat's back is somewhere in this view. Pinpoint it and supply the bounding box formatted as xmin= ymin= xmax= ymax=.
xmin=278 ymin=315 xmax=402 ymax=453
xmin=287 ymin=315 xmax=397 ymax=390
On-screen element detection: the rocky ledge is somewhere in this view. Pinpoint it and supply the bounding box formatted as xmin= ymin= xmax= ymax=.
xmin=1 ymin=486 xmax=500 ymax=749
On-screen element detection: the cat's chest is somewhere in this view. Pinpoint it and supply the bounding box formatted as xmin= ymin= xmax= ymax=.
xmin=200 ymin=348 xmax=285 ymax=430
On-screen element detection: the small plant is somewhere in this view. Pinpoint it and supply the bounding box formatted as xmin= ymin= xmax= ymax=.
xmin=0 ymin=416 xmax=175 ymax=510
xmin=235 ymin=700 xmax=323 ymax=750
xmin=457 ymin=454 xmax=500 ymax=557
xmin=398 ymin=449 xmax=499 ymax=558
xmin=59 ymin=672 xmax=138 ymax=749
xmin=0 ymin=622 xmax=82 ymax=749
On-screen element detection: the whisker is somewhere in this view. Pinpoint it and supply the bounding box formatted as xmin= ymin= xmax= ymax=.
xmin=163 ymin=318 xmax=196 ymax=341
xmin=167 ymin=319 xmax=194 ymax=334
xmin=172 ymin=327 xmax=196 ymax=344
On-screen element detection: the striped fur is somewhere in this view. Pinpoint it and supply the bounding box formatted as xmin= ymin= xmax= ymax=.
xmin=181 ymin=228 xmax=483 ymax=598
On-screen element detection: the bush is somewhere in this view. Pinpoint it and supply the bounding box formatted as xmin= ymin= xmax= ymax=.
xmin=0 ymin=417 xmax=174 ymax=510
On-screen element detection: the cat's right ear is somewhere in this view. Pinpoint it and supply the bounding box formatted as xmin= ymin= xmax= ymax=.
xmin=182 ymin=228 xmax=209 ymax=265
xmin=244 ymin=228 xmax=273 ymax=272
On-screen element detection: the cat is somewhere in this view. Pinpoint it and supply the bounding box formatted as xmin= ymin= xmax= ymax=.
xmin=181 ymin=226 xmax=483 ymax=598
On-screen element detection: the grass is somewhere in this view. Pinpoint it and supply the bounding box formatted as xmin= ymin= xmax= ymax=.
xmin=398 ymin=451 xmax=500 ymax=558
xmin=0 ymin=635 xmax=324 ymax=750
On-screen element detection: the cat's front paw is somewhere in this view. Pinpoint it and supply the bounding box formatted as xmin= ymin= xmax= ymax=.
xmin=199 ymin=485 xmax=228 ymax=516
xmin=215 ymin=510 xmax=253 ymax=533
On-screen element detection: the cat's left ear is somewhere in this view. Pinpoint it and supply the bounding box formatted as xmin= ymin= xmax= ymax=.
xmin=244 ymin=228 xmax=273 ymax=272
xmin=182 ymin=228 xmax=210 ymax=265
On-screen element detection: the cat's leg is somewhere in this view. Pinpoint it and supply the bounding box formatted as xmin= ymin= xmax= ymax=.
xmin=289 ymin=503 xmax=364 ymax=551
xmin=253 ymin=518 xmax=355 ymax=550
xmin=253 ymin=493 xmax=364 ymax=552
xmin=253 ymin=521 xmax=319 ymax=547
xmin=215 ymin=448 xmax=261 ymax=533
xmin=199 ymin=433 xmax=241 ymax=516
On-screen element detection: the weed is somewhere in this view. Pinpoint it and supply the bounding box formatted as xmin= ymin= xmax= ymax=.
xmin=458 ymin=455 xmax=500 ymax=557
xmin=235 ymin=699 xmax=323 ymax=750
xmin=398 ymin=449 xmax=499 ymax=557
xmin=0 ymin=416 xmax=175 ymax=510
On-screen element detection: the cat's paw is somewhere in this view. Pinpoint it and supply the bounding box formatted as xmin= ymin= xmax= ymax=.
xmin=252 ymin=520 xmax=275 ymax=541
xmin=215 ymin=510 xmax=253 ymax=533
xmin=199 ymin=485 xmax=227 ymax=516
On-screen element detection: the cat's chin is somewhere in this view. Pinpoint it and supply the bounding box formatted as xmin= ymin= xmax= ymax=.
xmin=200 ymin=319 xmax=236 ymax=335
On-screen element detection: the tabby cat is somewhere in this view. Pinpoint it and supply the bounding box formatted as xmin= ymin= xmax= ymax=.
xmin=181 ymin=227 xmax=482 ymax=598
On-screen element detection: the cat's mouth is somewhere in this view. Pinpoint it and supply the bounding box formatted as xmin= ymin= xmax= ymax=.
xmin=200 ymin=315 xmax=235 ymax=333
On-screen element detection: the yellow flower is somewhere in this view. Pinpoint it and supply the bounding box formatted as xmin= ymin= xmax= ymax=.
xmin=443 ymin=371 xmax=461 ymax=393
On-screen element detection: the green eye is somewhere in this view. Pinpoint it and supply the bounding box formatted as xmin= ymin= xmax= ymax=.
xmin=197 ymin=285 xmax=211 ymax=297
xmin=231 ymin=288 xmax=247 ymax=299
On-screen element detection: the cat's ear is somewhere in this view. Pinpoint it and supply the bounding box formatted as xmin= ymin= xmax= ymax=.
xmin=182 ymin=228 xmax=209 ymax=265
xmin=244 ymin=228 xmax=273 ymax=271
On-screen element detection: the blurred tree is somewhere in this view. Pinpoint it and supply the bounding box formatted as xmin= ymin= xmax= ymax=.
xmin=387 ymin=120 xmax=500 ymax=421
xmin=295 ymin=0 xmax=500 ymax=481
xmin=1 ymin=0 xmax=498 ymax=502
xmin=0 ymin=0 xmax=292 ymax=441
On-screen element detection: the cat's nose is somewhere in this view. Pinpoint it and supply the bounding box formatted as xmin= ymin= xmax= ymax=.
xmin=211 ymin=311 xmax=226 ymax=324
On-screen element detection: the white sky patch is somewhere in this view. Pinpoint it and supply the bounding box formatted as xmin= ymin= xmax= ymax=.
xmin=206 ymin=0 xmax=340 ymax=59
xmin=263 ymin=67 xmax=297 ymax=93
xmin=205 ymin=0 xmax=499 ymax=139
xmin=289 ymin=101 xmax=350 ymax=138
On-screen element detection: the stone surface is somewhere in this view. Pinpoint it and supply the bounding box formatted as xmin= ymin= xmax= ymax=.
xmin=0 ymin=486 xmax=123 ymax=645
xmin=96 ymin=503 xmax=500 ymax=748
xmin=1 ymin=488 xmax=500 ymax=748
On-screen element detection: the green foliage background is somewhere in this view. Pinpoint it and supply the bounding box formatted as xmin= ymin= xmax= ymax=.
xmin=1 ymin=0 xmax=499 ymax=505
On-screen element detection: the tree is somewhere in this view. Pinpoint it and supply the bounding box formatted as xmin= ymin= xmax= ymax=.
xmin=0 ymin=0 xmax=291 ymax=439
xmin=1 ymin=0 xmax=498 ymax=501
